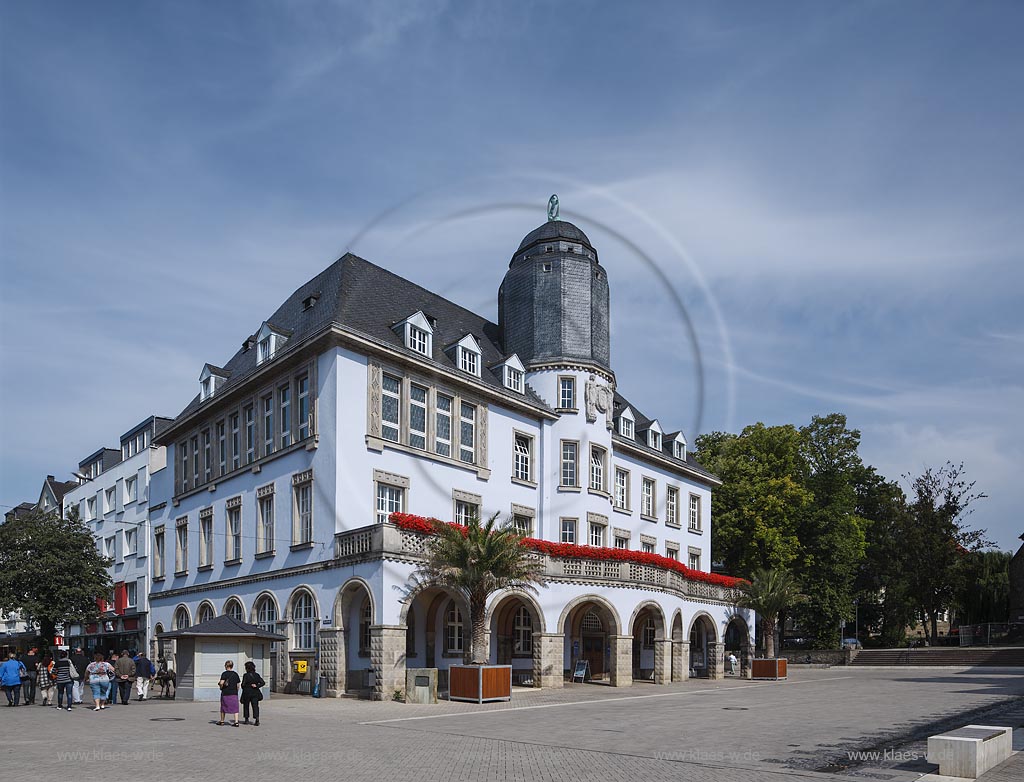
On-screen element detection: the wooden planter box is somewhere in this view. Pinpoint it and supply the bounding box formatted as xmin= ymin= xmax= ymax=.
xmin=448 ymin=664 xmax=512 ymax=703
xmin=751 ymin=658 xmax=787 ymax=680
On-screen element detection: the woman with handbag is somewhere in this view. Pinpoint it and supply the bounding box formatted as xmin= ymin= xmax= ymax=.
xmin=86 ymin=652 xmax=115 ymax=711
xmin=51 ymin=650 xmax=76 ymax=711
xmin=240 ymin=661 xmax=266 ymax=726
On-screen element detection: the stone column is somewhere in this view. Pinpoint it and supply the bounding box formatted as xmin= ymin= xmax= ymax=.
xmin=533 ymin=633 xmax=564 ymax=689
xmin=706 ymin=641 xmax=725 ymax=680
xmin=317 ymin=628 xmax=345 ymax=696
xmin=671 ymin=640 xmax=690 ymax=682
xmin=741 ymin=644 xmax=755 ymax=680
xmin=609 ymin=635 xmax=633 ymax=687
xmin=653 ymin=638 xmax=672 ymax=685
xmin=370 ymin=625 xmax=407 ymax=701
xmin=274 ymin=621 xmax=291 ymax=693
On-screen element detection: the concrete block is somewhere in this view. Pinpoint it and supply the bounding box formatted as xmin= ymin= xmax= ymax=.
xmin=926 ymin=724 xmax=1012 ymax=779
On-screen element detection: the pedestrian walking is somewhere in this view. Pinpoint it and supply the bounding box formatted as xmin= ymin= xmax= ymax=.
xmin=134 ymin=652 xmax=155 ymax=700
xmin=51 ymin=650 xmax=76 ymax=711
xmin=217 ymin=660 xmax=241 ymax=726
xmin=240 ymin=661 xmax=266 ymax=726
xmin=1 ymin=652 xmax=27 ymax=706
xmin=86 ymin=652 xmax=115 ymax=711
xmin=70 ymin=647 xmax=88 ymax=704
xmin=105 ymin=652 xmax=118 ymax=705
xmin=37 ymin=655 xmax=54 ymax=707
xmin=22 ymin=646 xmax=39 ymax=704
xmin=114 ymin=649 xmax=135 ymax=705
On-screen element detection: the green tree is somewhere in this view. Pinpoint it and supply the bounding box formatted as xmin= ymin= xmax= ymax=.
xmin=0 ymin=506 xmax=112 ymax=645
xmin=735 ymin=568 xmax=807 ymax=659
xmin=901 ymin=462 xmax=988 ymax=643
xmin=414 ymin=512 xmax=546 ymax=664
xmin=952 ymin=550 xmax=1010 ymax=626
xmin=793 ymin=414 xmax=869 ymax=646
xmin=694 ymin=423 xmax=810 ymax=577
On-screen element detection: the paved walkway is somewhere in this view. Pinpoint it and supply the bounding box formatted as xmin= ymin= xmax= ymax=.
xmin=2 ymin=667 xmax=1021 ymax=781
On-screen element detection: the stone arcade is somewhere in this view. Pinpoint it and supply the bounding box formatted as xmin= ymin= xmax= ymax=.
xmin=138 ymin=208 xmax=754 ymax=698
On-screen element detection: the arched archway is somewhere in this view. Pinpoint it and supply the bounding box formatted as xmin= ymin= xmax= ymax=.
xmin=688 ymin=613 xmax=719 ymax=679
xmin=559 ymin=596 xmax=623 ymax=685
xmin=284 ymin=587 xmax=319 ymax=695
xmin=401 ymin=586 xmax=470 ymax=692
xmin=725 ymin=614 xmax=753 ymax=678
xmin=488 ymin=592 xmax=545 ymax=687
xmin=629 ymin=602 xmax=667 ymax=683
xmin=331 ymin=578 xmax=376 ymax=694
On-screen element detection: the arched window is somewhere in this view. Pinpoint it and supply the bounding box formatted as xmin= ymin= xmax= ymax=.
xmin=255 ymin=596 xmax=277 ymax=630
xmin=581 ymin=611 xmax=603 ymax=634
xmin=174 ymin=606 xmax=190 ymax=630
xmin=359 ymin=598 xmax=372 ymax=656
xmin=513 ymin=605 xmax=533 ymax=655
xmin=224 ymin=599 xmax=244 ymax=622
xmin=197 ymin=603 xmax=215 ymax=624
xmin=444 ymin=602 xmax=463 ymax=656
xmin=405 ymin=608 xmax=417 ymax=658
xmin=291 ymin=591 xmax=317 ymax=650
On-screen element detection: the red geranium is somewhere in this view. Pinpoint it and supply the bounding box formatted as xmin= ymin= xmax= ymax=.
xmin=389 ymin=512 xmax=743 ymax=588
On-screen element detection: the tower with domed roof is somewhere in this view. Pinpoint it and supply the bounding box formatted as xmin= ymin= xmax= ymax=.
xmin=498 ymin=202 xmax=611 ymax=377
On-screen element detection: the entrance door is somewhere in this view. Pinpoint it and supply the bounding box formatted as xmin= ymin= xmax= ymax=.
xmin=582 ymin=635 xmax=605 ymax=678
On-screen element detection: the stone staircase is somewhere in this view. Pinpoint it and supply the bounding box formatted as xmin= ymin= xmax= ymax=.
xmin=849 ymin=647 xmax=1024 ymax=667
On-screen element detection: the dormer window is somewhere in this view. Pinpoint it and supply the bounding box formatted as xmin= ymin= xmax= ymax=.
xmin=496 ymin=353 xmax=526 ymax=393
xmin=201 ymin=376 xmax=215 ymax=400
xmin=199 ymin=364 xmax=229 ymax=402
xmin=447 ymin=334 xmax=482 ymax=378
xmin=649 ymin=430 xmax=662 ymax=450
xmin=393 ymin=311 xmax=433 ymax=357
xmin=670 ymin=434 xmax=687 ymax=461
xmin=618 ymin=407 xmax=635 ymax=439
xmin=255 ymin=322 xmax=289 ymax=366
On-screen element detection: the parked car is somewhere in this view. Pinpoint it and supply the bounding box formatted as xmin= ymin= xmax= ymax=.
xmin=841 ymin=637 xmax=862 ymax=650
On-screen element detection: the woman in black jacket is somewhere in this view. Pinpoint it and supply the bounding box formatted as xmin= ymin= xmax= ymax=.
xmin=240 ymin=661 xmax=266 ymax=726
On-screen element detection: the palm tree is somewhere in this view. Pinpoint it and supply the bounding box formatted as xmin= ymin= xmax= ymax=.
xmin=415 ymin=512 xmax=547 ymax=664
xmin=736 ymin=568 xmax=806 ymax=659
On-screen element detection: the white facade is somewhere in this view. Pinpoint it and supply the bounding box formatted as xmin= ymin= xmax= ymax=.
xmin=147 ymin=221 xmax=754 ymax=697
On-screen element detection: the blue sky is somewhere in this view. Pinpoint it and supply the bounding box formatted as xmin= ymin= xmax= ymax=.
xmin=2 ymin=1 xmax=1021 ymax=551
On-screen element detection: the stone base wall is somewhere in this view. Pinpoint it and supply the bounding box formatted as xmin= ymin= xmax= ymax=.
xmin=533 ymin=633 xmax=564 ymax=689
xmin=370 ymin=625 xmax=407 ymax=701
xmin=609 ymin=635 xmax=632 ymax=687
xmin=780 ymin=649 xmax=853 ymax=666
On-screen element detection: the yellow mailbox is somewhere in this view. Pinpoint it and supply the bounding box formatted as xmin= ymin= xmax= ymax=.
xmin=293 ymin=660 xmax=308 ymax=675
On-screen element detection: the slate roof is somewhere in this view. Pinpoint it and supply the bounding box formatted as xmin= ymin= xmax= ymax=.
xmin=611 ymin=392 xmax=719 ymax=483
xmin=156 ymin=615 xmax=286 ymax=640
xmin=45 ymin=475 xmax=80 ymax=506
xmin=168 ymin=253 xmax=552 ymax=428
xmin=3 ymin=502 xmax=36 ymax=524
xmin=516 ymin=219 xmax=594 ymax=255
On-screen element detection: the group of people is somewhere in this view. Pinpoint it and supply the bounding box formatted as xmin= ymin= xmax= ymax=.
xmin=218 ymin=660 xmax=266 ymax=727
xmin=1 ymin=647 xmax=177 ymax=710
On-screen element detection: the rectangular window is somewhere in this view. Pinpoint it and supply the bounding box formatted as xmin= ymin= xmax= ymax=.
xmin=560 ymin=441 xmax=578 ymax=487
xmin=297 ymin=375 xmax=310 ymax=440
xmin=226 ymin=506 xmax=242 ymax=561
xmin=280 ymin=384 xmax=291 ymax=448
xmin=175 ymin=519 xmax=188 ymax=574
xmin=589 ymin=522 xmax=606 ymax=548
xmin=459 ymin=348 xmax=479 ymax=376
xmin=293 ymin=482 xmax=313 ymax=544
xmin=620 ymin=417 xmax=634 ymax=439
xmin=217 ymin=421 xmax=227 ymax=476
xmin=614 ymin=535 xmax=629 ymax=549
xmin=688 ymin=549 xmax=701 ymax=570
xmin=666 ymin=544 xmax=679 ymax=561
xmin=614 ymin=468 xmax=629 ymax=510
xmin=409 ymin=325 xmax=429 ymax=355
xmin=409 ymin=384 xmax=427 ymax=450
xmin=153 ymin=528 xmax=165 ymax=579
xmin=666 ymin=486 xmax=679 ymax=527
xmin=641 ymin=539 xmax=655 ymax=554
xmin=257 ymin=494 xmax=275 ymax=554
xmin=560 ymin=518 xmax=577 ymax=544
xmin=643 ymin=620 xmax=656 ymax=648
xmin=454 ymin=499 xmax=479 ymax=525
xmin=105 ymin=487 xmax=116 ymax=513
xmin=558 ymin=376 xmax=576 ymax=410
xmin=125 ymin=581 xmax=137 ymax=609
xmin=381 ymin=374 xmax=401 ymax=442
xmin=124 ymin=527 xmax=137 ymax=556
xmin=689 ymin=494 xmax=702 ymax=531
xmin=589 ymin=446 xmax=606 ymax=492
xmin=506 ymin=367 xmax=524 ymax=393
xmin=245 ymin=405 xmax=256 ymax=464
xmin=262 ymin=393 xmax=274 ymax=455
xmin=435 ymin=393 xmax=452 ymax=457
xmin=199 ymin=513 xmax=213 ymax=567
xmin=459 ymin=402 xmax=475 ymax=463
xmin=203 ymin=429 xmax=212 ymax=482
xmin=180 ymin=441 xmax=189 ymax=492
xmin=511 ymin=514 xmax=532 ymax=536
xmin=642 ymin=477 xmax=656 ymax=518
xmin=376 ymin=483 xmax=404 ymax=525
xmin=105 ymin=535 xmax=116 ymax=560
xmin=513 ymin=433 xmax=532 ymax=482
xmin=191 ymin=435 xmax=199 ymax=487
xmin=230 ymin=413 xmax=240 ymax=470
xmin=87 ymin=496 xmax=97 ymax=520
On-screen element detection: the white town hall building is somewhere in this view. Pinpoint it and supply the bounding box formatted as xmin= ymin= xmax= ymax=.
xmin=145 ymin=209 xmax=755 ymax=698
